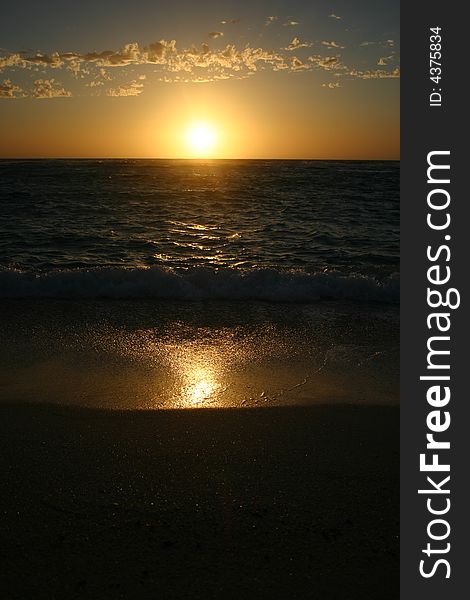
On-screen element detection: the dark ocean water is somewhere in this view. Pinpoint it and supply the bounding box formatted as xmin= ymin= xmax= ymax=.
xmin=0 ymin=159 xmax=399 ymax=302
xmin=0 ymin=160 xmax=399 ymax=408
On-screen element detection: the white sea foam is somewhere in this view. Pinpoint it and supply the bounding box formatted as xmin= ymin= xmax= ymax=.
xmin=0 ymin=266 xmax=399 ymax=303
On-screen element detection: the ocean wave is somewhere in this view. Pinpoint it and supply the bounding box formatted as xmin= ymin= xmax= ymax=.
xmin=0 ymin=266 xmax=399 ymax=303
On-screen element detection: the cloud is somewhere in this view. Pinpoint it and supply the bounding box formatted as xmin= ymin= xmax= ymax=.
xmin=285 ymin=37 xmax=313 ymax=51
xmin=377 ymin=55 xmax=394 ymax=66
xmin=51 ymin=52 xmax=87 ymax=76
xmin=321 ymin=40 xmax=344 ymax=49
xmin=221 ymin=19 xmax=240 ymax=25
xmin=265 ymin=16 xmax=278 ymax=25
xmin=235 ymin=46 xmax=287 ymax=72
xmin=65 ymin=59 xmax=84 ymax=76
xmin=208 ymin=32 xmax=224 ymax=39
xmin=291 ymin=57 xmax=309 ymax=71
xmin=0 ymin=53 xmax=25 ymax=71
xmin=0 ymin=49 xmax=87 ymax=75
xmin=329 ymin=14 xmax=342 ymax=20
xmin=0 ymin=78 xmax=24 ymax=98
xmin=153 ymin=42 xmax=289 ymax=74
xmin=33 ymin=78 xmax=72 ymax=98
xmin=158 ymin=71 xmax=252 ymax=84
xmin=322 ymin=81 xmax=341 ymax=88
xmin=0 ymin=39 xmax=298 ymax=82
xmin=361 ymin=39 xmax=396 ymax=49
xmin=308 ymin=55 xmax=344 ymax=70
xmin=349 ymin=66 xmax=400 ymax=79
xmin=145 ymin=39 xmax=178 ymax=64
xmin=107 ymin=79 xmax=144 ymax=96
xmin=86 ymin=68 xmax=112 ymax=87
xmin=24 ymin=52 xmax=63 ymax=68
xmin=0 ymin=33 xmax=400 ymax=94
xmin=82 ymin=42 xmax=142 ymax=67
xmin=283 ymin=20 xmax=300 ymax=27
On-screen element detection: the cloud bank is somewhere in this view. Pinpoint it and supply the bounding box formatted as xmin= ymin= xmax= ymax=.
xmin=0 ymin=30 xmax=400 ymax=99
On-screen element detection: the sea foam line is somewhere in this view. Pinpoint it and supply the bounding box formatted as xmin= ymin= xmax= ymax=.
xmin=0 ymin=266 xmax=399 ymax=303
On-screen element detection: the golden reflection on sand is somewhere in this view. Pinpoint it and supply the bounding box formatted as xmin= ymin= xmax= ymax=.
xmin=165 ymin=341 xmax=228 ymax=408
xmin=180 ymin=367 xmax=220 ymax=406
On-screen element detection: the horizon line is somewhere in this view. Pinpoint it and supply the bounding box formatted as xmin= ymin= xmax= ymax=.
xmin=0 ymin=156 xmax=401 ymax=161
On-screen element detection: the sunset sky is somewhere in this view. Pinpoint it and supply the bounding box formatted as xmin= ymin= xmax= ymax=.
xmin=0 ymin=0 xmax=399 ymax=159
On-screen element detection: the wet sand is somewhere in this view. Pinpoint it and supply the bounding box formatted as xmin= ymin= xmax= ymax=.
xmin=0 ymin=404 xmax=398 ymax=599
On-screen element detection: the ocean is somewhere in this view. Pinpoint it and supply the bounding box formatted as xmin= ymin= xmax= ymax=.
xmin=0 ymin=159 xmax=399 ymax=409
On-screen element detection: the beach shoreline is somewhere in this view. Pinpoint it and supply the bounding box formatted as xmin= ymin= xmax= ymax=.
xmin=0 ymin=403 xmax=399 ymax=599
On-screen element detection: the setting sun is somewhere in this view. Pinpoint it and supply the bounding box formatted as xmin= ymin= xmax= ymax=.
xmin=185 ymin=122 xmax=217 ymax=156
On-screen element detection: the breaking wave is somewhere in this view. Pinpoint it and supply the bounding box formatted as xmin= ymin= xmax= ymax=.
xmin=0 ymin=266 xmax=399 ymax=303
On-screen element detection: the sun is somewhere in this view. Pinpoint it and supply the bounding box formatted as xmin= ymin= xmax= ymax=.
xmin=185 ymin=122 xmax=217 ymax=156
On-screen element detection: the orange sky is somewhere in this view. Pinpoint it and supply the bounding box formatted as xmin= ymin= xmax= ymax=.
xmin=0 ymin=1 xmax=399 ymax=159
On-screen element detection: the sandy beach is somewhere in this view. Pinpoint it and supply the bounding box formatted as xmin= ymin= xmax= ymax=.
xmin=0 ymin=404 xmax=398 ymax=599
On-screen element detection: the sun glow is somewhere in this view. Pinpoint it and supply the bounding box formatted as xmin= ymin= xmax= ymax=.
xmin=185 ymin=122 xmax=217 ymax=156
